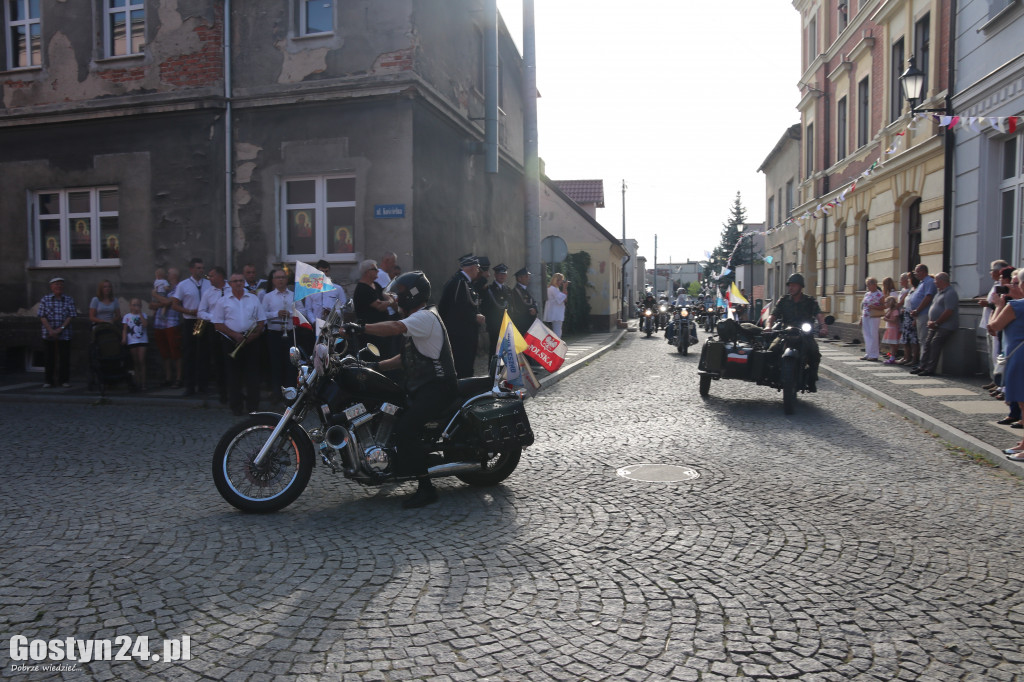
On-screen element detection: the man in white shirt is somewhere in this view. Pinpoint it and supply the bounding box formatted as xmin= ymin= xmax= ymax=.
xmin=355 ymin=271 xmax=457 ymax=509
xmin=197 ymin=266 xmax=229 ymax=402
xmin=242 ymin=264 xmax=267 ymax=302
xmin=214 ymin=272 xmax=267 ymax=415
xmin=170 ymin=257 xmax=208 ymax=396
xmin=261 ymin=268 xmax=296 ymax=400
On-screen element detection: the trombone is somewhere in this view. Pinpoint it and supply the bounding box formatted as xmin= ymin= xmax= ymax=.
xmin=228 ymin=321 xmax=259 ymax=359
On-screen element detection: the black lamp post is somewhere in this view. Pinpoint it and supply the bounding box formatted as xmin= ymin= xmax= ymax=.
xmin=899 ymin=56 xmax=948 ymax=114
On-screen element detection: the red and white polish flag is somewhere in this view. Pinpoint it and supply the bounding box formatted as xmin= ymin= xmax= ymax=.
xmin=524 ymin=319 xmax=568 ymax=372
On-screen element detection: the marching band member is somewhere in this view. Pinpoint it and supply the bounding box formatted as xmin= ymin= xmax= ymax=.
xmin=170 ymin=257 xmax=207 ymax=396
xmin=197 ymin=266 xmax=228 ymax=403
xmin=261 ymin=268 xmax=296 ymax=402
xmin=213 ymin=273 xmax=266 ymax=416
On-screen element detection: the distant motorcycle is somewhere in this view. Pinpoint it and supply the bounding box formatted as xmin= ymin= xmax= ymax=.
xmin=641 ymin=306 xmax=656 ymax=337
xmin=673 ymin=307 xmax=699 ymax=356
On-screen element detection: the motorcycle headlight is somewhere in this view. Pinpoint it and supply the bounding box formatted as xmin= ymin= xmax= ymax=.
xmin=645 ymin=310 xmax=652 ymax=316
xmin=681 ymin=310 xmax=689 ymax=317
xmin=659 ymin=305 xmax=666 ymax=312
xmin=801 ymin=323 xmax=813 ymax=333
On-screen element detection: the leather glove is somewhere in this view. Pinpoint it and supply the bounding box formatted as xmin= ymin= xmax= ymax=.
xmin=343 ymin=322 xmax=365 ymax=335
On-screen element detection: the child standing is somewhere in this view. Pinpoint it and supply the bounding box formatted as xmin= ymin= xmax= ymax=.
xmin=122 ymin=298 xmax=149 ymax=391
xmin=881 ymin=295 xmax=901 ymax=363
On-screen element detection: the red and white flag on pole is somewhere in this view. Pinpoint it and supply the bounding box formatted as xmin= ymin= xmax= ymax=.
xmin=759 ymin=302 xmax=772 ymax=326
xmin=523 ymin=319 xmax=568 ymax=372
xmin=292 ymin=305 xmax=313 ymax=331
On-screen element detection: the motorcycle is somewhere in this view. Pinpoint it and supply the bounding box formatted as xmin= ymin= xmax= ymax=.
xmin=212 ymin=302 xmax=534 ymax=513
xmin=673 ymin=306 xmax=699 ymax=356
xmin=641 ymin=305 xmax=656 ymax=337
xmin=696 ymin=316 xmax=834 ymax=414
xmin=657 ymin=303 xmax=670 ymax=331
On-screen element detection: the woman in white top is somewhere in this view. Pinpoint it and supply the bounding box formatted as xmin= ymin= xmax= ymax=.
xmin=543 ymin=272 xmax=569 ymax=337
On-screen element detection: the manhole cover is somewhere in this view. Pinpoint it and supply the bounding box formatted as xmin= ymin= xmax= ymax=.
xmin=616 ymin=464 xmax=700 ymax=482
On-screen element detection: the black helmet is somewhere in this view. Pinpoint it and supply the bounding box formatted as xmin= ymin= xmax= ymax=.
xmin=389 ymin=271 xmax=431 ymax=311
xmin=786 ymin=273 xmax=805 ymax=287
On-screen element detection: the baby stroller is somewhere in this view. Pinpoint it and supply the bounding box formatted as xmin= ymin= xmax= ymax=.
xmin=89 ymin=323 xmax=133 ymax=396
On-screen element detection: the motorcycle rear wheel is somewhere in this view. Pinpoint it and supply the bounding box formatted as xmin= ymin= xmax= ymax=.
xmin=455 ymin=447 xmax=521 ymax=486
xmin=212 ymin=414 xmax=314 ymax=513
xmin=699 ymin=374 xmax=711 ymax=397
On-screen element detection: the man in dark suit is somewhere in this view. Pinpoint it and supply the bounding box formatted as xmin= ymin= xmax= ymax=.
xmin=438 ymin=254 xmax=485 ymax=378
xmin=482 ymin=263 xmax=511 ymax=355
xmin=509 ymin=267 xmax=538 ymax=336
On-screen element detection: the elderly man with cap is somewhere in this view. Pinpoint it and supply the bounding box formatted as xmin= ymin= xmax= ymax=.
xmin=482 ymin=263 xmax=511 ymax=354
xmin=438 ymin=253 xmax=485 ymax=377
xmin=38 ymin=276 xmax=79 ymax=387
xmin=509 ymin=267 xmax=538 ymax=336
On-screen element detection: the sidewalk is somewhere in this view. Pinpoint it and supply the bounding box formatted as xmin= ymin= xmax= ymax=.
xmin=817 ymin=339 xmax=1024 ymax=477
xmin=0 ymin=328 xmax=629 ymax=408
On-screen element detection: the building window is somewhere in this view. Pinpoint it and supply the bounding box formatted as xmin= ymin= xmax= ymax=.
xmin=807 ymin=15 xmax=817 ymax=67
xmin=859 ymin=215 xmax=870 ymax=283
xmin=5 ymin=0 xmax=41 ymax=69
xmin=999 ymin=137 xmax=1023 ymax=264
xmin=299 ymin=0 xmax=334 ymax=36
xmin=281 ymin=175 xmax=356 ymax=260
xmin=105 ymin=0 xmax=145 ymax=57
xmin=837 ymin=96 xmax=848 ymax=160
xmin=857 ymin=76 xmax=870 ymax=148
xmin=890 ymin=38 xmax=904 ymax=122
xmin=767 ymin=196 xmax=775 ymax=229
xmin=906 ymin=198 xmax=922 ymax=272
xmin=785 ymin=180 xmax=794 ymax=216
xmin=838 ymin=1 xmax=849 ymax=32
xmin=914 ymin=14 xmax=930 ymax=102
xmin=34 ymin=188 xmax=121 ymax=266
xmin=805 ymin=123 xmax=814 ymax=179
xmin=837 ymin=223 xmax=847 ymax=290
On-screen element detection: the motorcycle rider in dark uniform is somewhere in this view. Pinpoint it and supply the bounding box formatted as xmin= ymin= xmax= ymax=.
xmin=766 ymin=273 xmax=828 ymax=392
xmin=356 ymin=271 xmax=458 ymax=509
xmin=482 ymin=263 xmax=511 ymax=354
xmin=438 ymin=254 xmax=485 ymax=378
xmin=509 ymin=267 xmax=538 ymax=335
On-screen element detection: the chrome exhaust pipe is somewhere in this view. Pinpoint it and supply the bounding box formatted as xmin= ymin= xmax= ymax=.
xmin=426 ymin=461 xmax=484 ymax=477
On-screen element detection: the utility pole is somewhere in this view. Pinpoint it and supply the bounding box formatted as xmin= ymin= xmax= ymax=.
xmin=653 ymin=234 xmax=658 ymax=298
xmin=522 ymin=0 xmax=541 ymax=305
xmin=621 ymin=179 xmax=629 ymax=320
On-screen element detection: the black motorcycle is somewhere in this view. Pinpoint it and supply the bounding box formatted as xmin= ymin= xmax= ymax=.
xmin=696 ymin=316 xmax=833 ymax=414
xmin=212 ymin=303 xmax=534 ymax=513
xmin=641 ymin=304 xmax=657 ymax=337
xmin=672 ymin=306 xmax=699 ymax=356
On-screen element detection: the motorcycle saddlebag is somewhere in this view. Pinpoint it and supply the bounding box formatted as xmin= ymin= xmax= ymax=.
xmin=699 ymin=340 xmax=726 ymax=373
xmin=464 ymin=399 xmax=535 ymax=449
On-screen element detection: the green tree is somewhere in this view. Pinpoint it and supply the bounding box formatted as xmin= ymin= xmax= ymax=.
xmin=687 ymin=280 xmax=701 ymax=297
xmin=703 ymin=192 xmax=748 ymax=286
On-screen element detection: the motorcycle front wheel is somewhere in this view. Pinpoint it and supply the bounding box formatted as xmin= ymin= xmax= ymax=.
xmin=780 ymin=357 xmax=798 ymax=415
xmin=212 ymin=414 xmax=314 ymax=513
xmin=455 ymin=447 xmax=521 ymax=486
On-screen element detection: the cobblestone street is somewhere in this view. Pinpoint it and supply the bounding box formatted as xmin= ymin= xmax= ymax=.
xmin=3 ymin=330 xmax=1024 ymax=681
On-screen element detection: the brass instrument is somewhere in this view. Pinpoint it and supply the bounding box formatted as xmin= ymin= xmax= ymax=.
xmin=228 ymin=321 xmax=259 ymax=359
xmin=192 ymin=319 xmax=208 ymax=336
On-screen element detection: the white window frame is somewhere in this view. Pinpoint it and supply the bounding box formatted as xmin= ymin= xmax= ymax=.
xmin=998 ymin=136 xmax=1024 ymax=265
xmin=33 ymin=187 xmax=121 ymax=267
xmin=299 ymin=0 xmax=335 ymax=37
xmin=104 ymin=0 xmax=146 ymax=58
xmin=5 ymin=0 xmax=41 ymax=70
xmin=280 ymin=175 xmax=357 ymax=262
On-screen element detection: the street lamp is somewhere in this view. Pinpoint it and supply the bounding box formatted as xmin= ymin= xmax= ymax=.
xmin=899 ymin=56 xmax=947 ymax=114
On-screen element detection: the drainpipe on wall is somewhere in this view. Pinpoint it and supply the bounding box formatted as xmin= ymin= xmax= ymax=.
xmin=941 ymin=0 xmax=957 ymax=275
xmin=522 ymin=0 xmax=541 ymax=304
xmin=224 ymin=0 xmax=233 ymax=272
xmin=484 ymin=0 xmax=498 ymax=174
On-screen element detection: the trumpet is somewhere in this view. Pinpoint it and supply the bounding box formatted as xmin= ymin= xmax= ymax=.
xmin=192 ymin=319 xmax=208 ymax=336
xmin=228 ymin=322 xmax=259 ymax=359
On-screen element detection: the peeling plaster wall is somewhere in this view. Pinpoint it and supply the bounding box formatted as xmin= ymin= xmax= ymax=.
xmin=0 ymin=110 xmax=224 ymax=311
xmin=1 ymin=0 xmax=222 ymax=112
